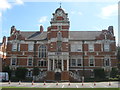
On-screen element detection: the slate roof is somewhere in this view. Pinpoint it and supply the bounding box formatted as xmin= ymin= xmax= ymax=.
xmin=21 ymin=31 xmax=47 ymax=40
xmin=69 ymin=31 xmax=102 ymax=40
xmin=20 ymin=31 xmax=102 ymax=41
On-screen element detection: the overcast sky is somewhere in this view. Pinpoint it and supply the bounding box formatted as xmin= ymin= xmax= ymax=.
xmin=0 ymin=0 xmax=119 ymax=45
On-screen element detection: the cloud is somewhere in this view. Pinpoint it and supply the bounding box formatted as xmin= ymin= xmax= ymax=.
xmin=71 ymin=11 xmax=75 ymax=14
xmin=15 ymin=0 xmax=24 ymax=5
xmin=39 ymin=16 xmax=48 ymax=23
xmin=70 ymin=11 xmax=83 ymax=15
xmin=78 ymin=12 xmax=82 ymax=15
xmin=0 ymin=0 xmax=11 ymax=10
xmin=98 ymin=4 xmax=118 ymax=19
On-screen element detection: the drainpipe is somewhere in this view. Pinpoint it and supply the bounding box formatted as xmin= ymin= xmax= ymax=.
xmin=82 ymin=40 xmax=85 ymax=82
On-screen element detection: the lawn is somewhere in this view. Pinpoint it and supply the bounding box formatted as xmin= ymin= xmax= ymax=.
xmin=1 ymin=87 xmax=119 ymax=90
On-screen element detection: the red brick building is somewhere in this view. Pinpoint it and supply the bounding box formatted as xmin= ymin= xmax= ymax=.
xmin=0 ymin=36 xmax=7 ymax=72
xmin=4 ymin=7 xmax=117 ymax=81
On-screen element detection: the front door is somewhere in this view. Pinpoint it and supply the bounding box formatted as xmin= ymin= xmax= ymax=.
xmin=55 ymin=72 xmax=61 ymax=81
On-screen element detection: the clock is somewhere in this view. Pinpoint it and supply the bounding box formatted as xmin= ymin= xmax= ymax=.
xmin=57 ymin=10 xmax=63 ymax=16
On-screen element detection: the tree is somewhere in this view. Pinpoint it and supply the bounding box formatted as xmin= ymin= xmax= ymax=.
xmin=94 ymin=68 xmax=105 ymax=79
xmin=32 ymin=67 xmax=39 ymax=81
xmin=3 ymin=66 xmax=12 ymax=79
xmin=33 ymin=67 xmax=39 ymax=76
xmin=15 ymin=67 xmax=28 ymax=80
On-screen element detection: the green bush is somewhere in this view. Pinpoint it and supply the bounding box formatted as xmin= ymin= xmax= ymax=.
xmin=94 ymin=68 xmax=105 ymax=80
xmin=110 ymin=68 xmax=118 ymax=78
xmin=33 ymin=67 xmax=39 ymax=76
xmin=15 ymin=67 xmax=28 ymax=81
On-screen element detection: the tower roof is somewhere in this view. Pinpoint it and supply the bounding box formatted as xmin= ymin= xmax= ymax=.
xmin=55 ymin=7 xmax=65 ymax=13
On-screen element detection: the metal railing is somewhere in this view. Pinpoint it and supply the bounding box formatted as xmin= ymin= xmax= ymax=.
xmin=69 ymin=71 xmax=81 ymax=81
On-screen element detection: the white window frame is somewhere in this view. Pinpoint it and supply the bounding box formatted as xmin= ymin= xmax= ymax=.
xmin=89 ymin=56 xmax=95 ymax=67
xmin=38 ymin=45 xmax=47 ymax=58
xmin=27 ymin=57 xmax=33 ymax=66
xmin=28 ymin=44 xmax=34 ymax=51
xmin=11 ymin=57 xmax=17 ymax=66
xmin=104 ymin=44 xmax=110 ymax=52
xmin=27 ymin=71 xmax=32 ymax=77
xmin=89 ymin=44 xmax=94 ymax=52
xmin=71 ymin=59 xmax=76 ymax=66
xmin=77 ymin=44 xmax=82 ymax=52
xmin=38 ymin=60 xmax=47 ymax=67
xmin=104 ymin=56 xmax=111 ymax=66
xmin=12 ymin=43 xmax=17 ymax=51
xmin=71 ymin=44 xmax=82 ymax=52
xmin=77 ymin=57 xmax=82 ymax=66
xmin=71 ymin=44 xmax=76 ymax=52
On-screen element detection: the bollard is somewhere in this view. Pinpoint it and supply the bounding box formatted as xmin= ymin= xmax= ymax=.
xmin=68 ymin=82 xmax=70 ymax=86
xmin=19 ymin=81 xmax=21 ymax=85
xmin=32 ymin=81 xmax=34 ymax=85
xmin=8 ymin=80 xmax=11 ymax=84
xmin=56 ymin=82 xmax=58 ymax=86
xmin=43 ymin=81 xmax=46 ymax=85
xmin=94 ymin=81 xmax=96 ymax=86
xmin=109 ymin=82 xmax=111 ymax=86
xmin=82 ymin=81 xmax=84 ymax=86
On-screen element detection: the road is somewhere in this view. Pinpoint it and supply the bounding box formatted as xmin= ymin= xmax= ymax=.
xmin=1 ymin=81 xmax=119 ymax=88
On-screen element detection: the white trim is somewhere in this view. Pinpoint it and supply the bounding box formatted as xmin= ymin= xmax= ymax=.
xmin=38 ymin=45 xmax=47 ymax=58
xmin=11 ymin=57 xmax=17 ymax=66
xmin=27 ymin=57 xmax=33 ymax=66
xmin=28 ymin=44 xmax=34 ymax=51
xmin=104 ymin=56 xmax=111 ymax=67
xmin=88 ymin=44 xmax=94 ymax=52
xmin=89 ymin=56 xmax=95 ymax=67
xmin=38 ymin=60 xmax=47 ymax=67
xmin=12 ymin=43 xmax=17 ymax=51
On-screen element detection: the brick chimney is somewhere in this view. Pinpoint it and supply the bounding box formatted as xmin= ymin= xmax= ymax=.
xmin=40 ymin=25 xmax=44 ymax=33
xmin=10 ymin=26 xmax=16 ymax=35
xmin=2 ymin=36 xmax=6 ymax=44
xmin=108 ymin=26 xmax=114 ymax=35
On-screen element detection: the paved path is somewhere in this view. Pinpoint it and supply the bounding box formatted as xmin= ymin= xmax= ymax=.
xmin=1 ymin=81 xmax=119 ymax=88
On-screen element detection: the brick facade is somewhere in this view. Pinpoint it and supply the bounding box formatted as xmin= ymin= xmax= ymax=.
xmin=4 ymin=7 xmax=117 ymax=81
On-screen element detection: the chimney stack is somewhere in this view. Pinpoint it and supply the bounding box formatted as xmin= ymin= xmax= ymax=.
xmin=2 ymin=36 xmax=6 ymax=44
xmin=10 ymin=26 xmax=16 ymax=35
xmin=40 ymin=25 xmax=43 ymax=33
xmin=108 ymin=26 xmax=114 ymax=35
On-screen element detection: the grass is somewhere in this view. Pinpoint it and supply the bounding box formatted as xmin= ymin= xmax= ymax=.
xmin=1 ymin=87 xmax=120 ymax=90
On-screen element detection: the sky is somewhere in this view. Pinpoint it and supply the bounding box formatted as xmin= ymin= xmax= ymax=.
xmin=0 ymin=0 xmax=119 ymax=45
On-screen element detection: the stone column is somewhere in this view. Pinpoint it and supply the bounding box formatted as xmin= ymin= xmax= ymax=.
xmin=67 ymin=57 xmax=69 ymax=71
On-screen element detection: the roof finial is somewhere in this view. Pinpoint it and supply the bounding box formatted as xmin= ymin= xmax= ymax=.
xmin=59 ymin=2 xmax=61 ymax=8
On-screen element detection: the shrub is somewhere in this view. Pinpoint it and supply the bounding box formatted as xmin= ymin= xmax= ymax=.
xmin=94 ymin=68 xmax=105 ymax=80
xmin=15 ymin=67 xmax=28 ymax=80
xmin=110 ymin=68 xmax=118 ymax=78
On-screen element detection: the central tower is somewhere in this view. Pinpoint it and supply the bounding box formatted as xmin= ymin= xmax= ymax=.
xmin=47 ymin=7 xmax=70 ymax=81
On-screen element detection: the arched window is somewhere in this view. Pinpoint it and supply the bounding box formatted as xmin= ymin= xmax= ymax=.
xmin=38 ymin=45 xmax=47 ymax=58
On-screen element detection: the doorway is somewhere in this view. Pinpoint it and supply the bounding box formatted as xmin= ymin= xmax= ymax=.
xmin=55 ymin=72 xmax=61 ymax=81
